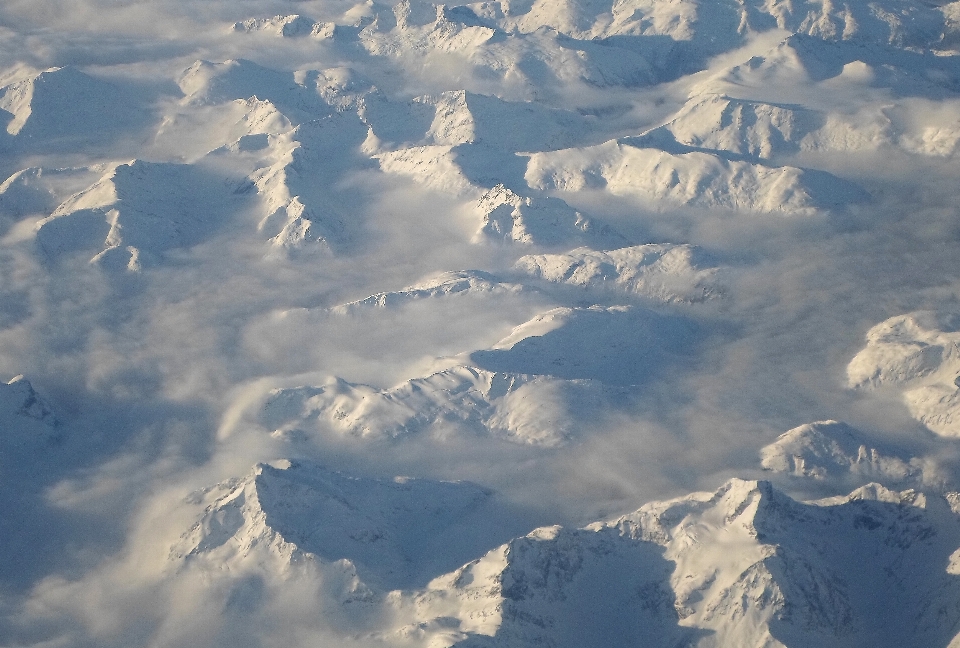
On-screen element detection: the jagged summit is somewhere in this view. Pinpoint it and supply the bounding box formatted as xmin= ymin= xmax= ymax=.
xmin=162 ymin=464 xmax=960 ymax=647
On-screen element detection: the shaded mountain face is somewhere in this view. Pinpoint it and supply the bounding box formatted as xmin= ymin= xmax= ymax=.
xmin=4 ymin=0 xmax=960 ymax=646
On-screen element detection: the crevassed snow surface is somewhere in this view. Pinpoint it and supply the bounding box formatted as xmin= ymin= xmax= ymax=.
xmin=3 ymin=0 xmax=960 ymax=646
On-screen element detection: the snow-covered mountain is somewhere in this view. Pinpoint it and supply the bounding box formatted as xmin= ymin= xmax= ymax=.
xmin=848 ymin=311 xmax=960 ymax=438
xmin=34 ymin=159 xmax=245 ymax=269
xmin=260 ymin=365 xmax=604 ymax=447
xmin=231 ymin=15 xmax=335 ymax=39
xmin=5 ymin=0 xmax=960 ymax=645
xmin=256 ymin=303 xmax=694 ymax=445
xmin=472 ymin=184 xmax=624 ymax=247
xmin=172 ymin=463 xmax=960 ymax=648
xmin=331 ymin=270 xmax=525 ymax=313
xmin=172 ymin=460 xmax=502 ymax=592
xmin=381 ymin=478 xmax=960 ymax=648
xmin=0 ymin=66 xmax=145 ymax=150
xmin=526 ymin=138 xmax=864 ymax=214
xmin=760 ymin=420 xmax=929 ymax=487
xmin=515 ymin=243 xmax=723 ymax=302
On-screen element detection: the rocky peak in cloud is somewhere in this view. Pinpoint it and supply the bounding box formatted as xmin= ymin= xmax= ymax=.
xmin=0 ymin=374 xmax=57 ymax=427
xmin=474 ymin=184 xmax=624 ymax=247
xmin=760 ymin=420 xmax=926 ymax=486
xmin=231 ymin=15 xmax=335 ymax=39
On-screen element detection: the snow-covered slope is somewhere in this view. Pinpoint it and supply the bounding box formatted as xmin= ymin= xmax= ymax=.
xmin=260 ymin=366 xmax=603 ymax=447
xmin=424 ymin=90 xmax=598 ymax=151
xmin=153 ymin=97 xmax=295 ymax=161
xmin=848 ymin=312 xmax=960 ymax=438
xmin=0 ymin=166 xmax=104 ymax=235
xmin=172 ymin=460 xmax=496 ymax=591
xmin=178 ymin=59 xmax=331 ymax=122
xmin=359 ymin=3 xmax=656 ymax=91
xmin=231 ymin=14 xmax=335 ymax=38
xmin=375 ymin=149 xmax=626 ymax=246
xmin=515 ymin=243 xmax=723 ymax=302
xmin=0 ymin=66 xmax=144 ymax=149
xmin=381 ymin=478 xmax=960 ymax=648
xmin=497 ymin=0 xmax=957 ymax=48
xmin=644 ymin=94 xmax=824 ymax=159
xmin=375 ymin=144 xmax=477 ymax=195
xmin=331 ymin=270 xmax=525 ymax=314
xmin=242 ymin=112 xmax=368 ymax=255
xmin=760 ymin=420 xmax=926 ymax=486
xmin=258 ymin=304 xmax=690 ymax=445
xmin=526 ymin=139 xmax=864 ymax=214
xmin=470 ymin=305 xmax=697 ymax=386
xmin=168 ymin=462 xmax=960 ymax=648
xmin=643 ymin=92 xmax=960 ymax=159
xmin=34 ymin=160 xmax=244 ymax=269
xmin=473 ymin=184 xmax=624 ymax=247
